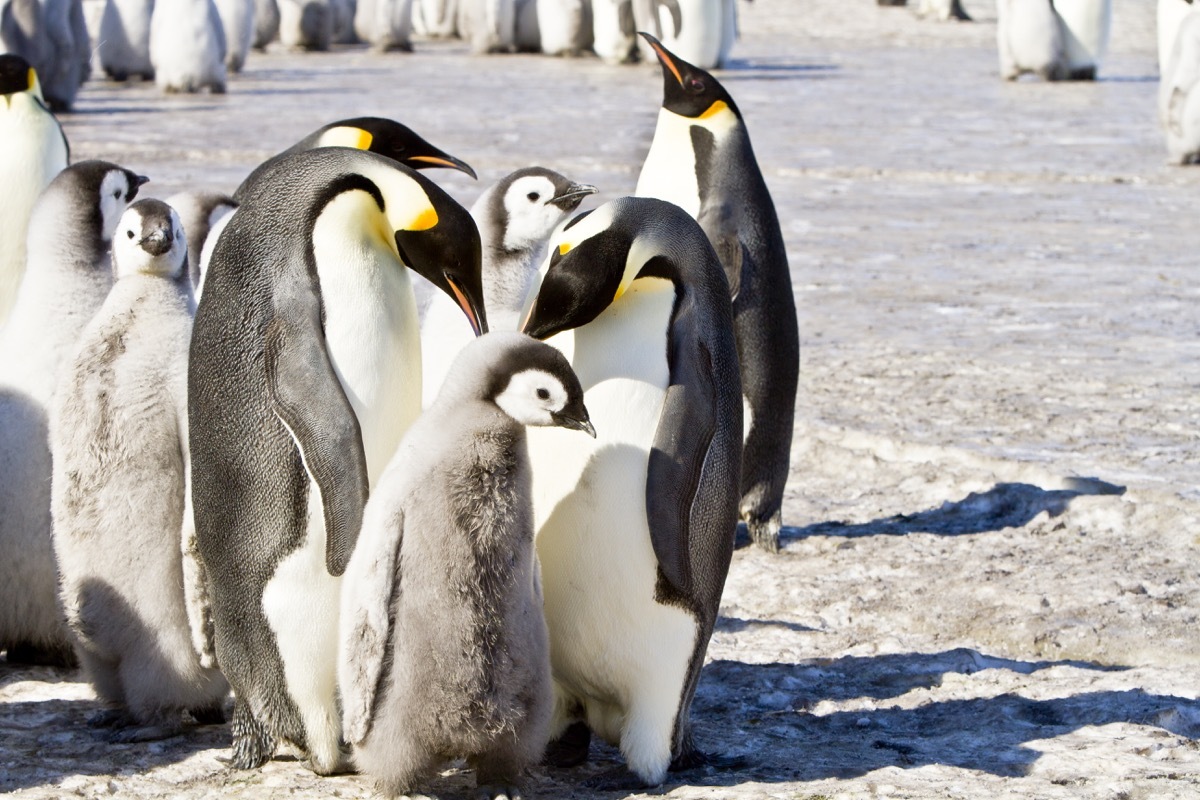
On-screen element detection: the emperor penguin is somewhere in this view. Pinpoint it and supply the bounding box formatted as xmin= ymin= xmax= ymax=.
xmin=252 ymin=0 xmax=280 ymax=48
xmin=411 ymin=0 xmax=456 ymax=37
xmin=421 ymin=167 xmax=596 ymax=407
xmin=996 ymin=0 xmax=1070 ymax=81
xmin=165 ymin=190 xmax=237 ymax=289
xmin=632 ymin=0 xmax=737 ymax=70
xmin=97 ymin=0 xmax=156 ymax=80
xmin=636 ymin=34 xmax=798 ymax=553
xmin=340 ymin=332 xmax=593 ymax=800
xmin=521 ymin=197 xmax=742 ymax=786
xmin=1160 ymin=0 xmax=1196 ymax=75
xmin=353 ymin=0 xmax=412 ymax=51
xmin=0 ymin=0 xmax=92 ymax=109
xmin=188 ymin=147 xmax=486 ymax=775
xmin=457 ymin=0 xmax=515 ymax=54
xmin=1160 ymin=5 xmax=1200 ymax=163
xmin=0 ymin=161 xmax=146 ymax=665
xmin=50 ymin=199 xmax=229 ymax=741
xmin=1053 ymin=0 xmax=1112 ymax=79
xmin=214 ymin=0 xmax=256 ymax=71
xmin=149 ymin=0 xmax=228 ymax=92
xmin=536 ymin=0 xmax=592 ymax=56
xmin=914 ymin=0 xmax=970 ymax=21
xmin=277 ymin=0 xmax=332 ymax=50
xmin=592 ymin=0 xmax=637 ymax=62
xmin=233 ymin=116 xmax=476 ymax=202
xmin=0 ymin=55 xmax=68 ymax=328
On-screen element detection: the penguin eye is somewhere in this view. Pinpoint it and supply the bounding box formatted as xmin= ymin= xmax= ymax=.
xmin=688 ymin=78 xmax=705 ymax=93
xmin=113 ymin=189 xmax=121 ymax=199
xmin=527 ymin=192 xmax=540 ymax=202
xmin=536 ymin=388 xmax=550 ymax=400
xmin=126 ymin=230 xmax=135 ymax=239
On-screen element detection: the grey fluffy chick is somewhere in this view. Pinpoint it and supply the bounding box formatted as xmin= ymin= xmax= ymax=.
xmin=339 ymin=331 xmax=594 ymax=800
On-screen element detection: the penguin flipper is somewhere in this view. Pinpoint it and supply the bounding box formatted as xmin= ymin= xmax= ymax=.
xmin=697 ymin=201 xmax=744 ymax=300
xmin=338 ymin=506 xmax=404 ymax=745
xmin=264 ymin=313 xmax=369 ymax=577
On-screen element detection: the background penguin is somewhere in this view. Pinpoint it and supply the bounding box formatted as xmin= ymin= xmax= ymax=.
xmin=97 ymin=0 xmax=156 ymax=80
xmin=353 ymin=0 xmax=412 ymax=51
xmin=635 ymin=34 xmax=798 ymax=553
xmin=214 ymin=0 xmax=256 ymax=71
xmin=633 ymin=0 xmax=737 ymax=69
xmin=411 ymin=0 xmax=456 ymax=37
xmin=421 ymin=167 xmax=596 ymax=408
xmin=1053 ymin=0 xmax=1112 ymax=79
xmin=149 ymin=0 xmax=228 ymax=92
xmin=521 ymin=197 xmax=742 ymax=787
xmin=252 ymin=0 xmax=279 ymax=48
xmin=0 ymin=161 xmax=146 ymax=665
xmin=592 ymin=0 xmax=637 ymax=62
xmin=1161 ymin=4 xmax=1200 ymax=163
xmin=277 ymin=0 xmax=332 ymax=50
xmin=997 ymin=0 xmax=1070 ymax=81
xmin=1159 ymin=0 xmax=1195 ymax=75
xmin=50 ymin=199 xmax=229 ymax=741
xmin=535 ymin=0 xmax=592 ymax=56
xmin=457 ymin=0 xmax=515 ymax=54
xmin=914 ymin=0 xmax=971 ymax=21
xmin=189 ymin=147 xmax=485 ymax=775
xmin=165 ymin=190 xmax=237 ymax=290
xmin=339 ymin=331 xmax=593 ymax=800
xmin=0 ymin=55 xmax=68 ymax=328
xmin=0 ymin=0 xmax=91 ymax=109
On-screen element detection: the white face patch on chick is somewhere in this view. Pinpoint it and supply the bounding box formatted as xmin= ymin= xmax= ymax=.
xmin=97 ymin=170 xmax=143 ymax=244
xmin=112 ymin=201 xmax=188 ymax=280
xmin=500 ymin=175 xmax=576 ymax=253
xmin=493 ymin=367 xmax=572 ymax=428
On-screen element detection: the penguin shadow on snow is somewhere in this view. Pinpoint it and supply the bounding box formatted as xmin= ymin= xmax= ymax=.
xmin=0 ymin=581 xmax=230 ymax=794
xmin=738 ymin=476 xmax=1126 ymax=549
xmin=714 ymin=58 xmax=840 ymax=82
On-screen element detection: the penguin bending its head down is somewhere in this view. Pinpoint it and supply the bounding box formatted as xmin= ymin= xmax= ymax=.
xmin=421 ymin=166 xmax=596 ymax=407
xmin=51 ymin=199 xmax=229 ymax=741
xmin=521 ymin=196 xmax=742 ymax=787
xmin=189 ymin=147 xmax=486 ymax=775
xmin=0 ymin=161 xmax=147 ymax=665
xmin=636 ymin=34 xmax=798 ymax=553
xmin=0 ymin=55 xmax=69 ymax=328
xmin=340 ymin=331 xmax=593 ymax=799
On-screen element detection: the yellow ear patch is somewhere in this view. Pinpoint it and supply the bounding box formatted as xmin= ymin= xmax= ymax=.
xmin=322 ymin=126 xmax=374 ymax=150
xmin=355 ymin=130 xmax=373 ymax=150
xmin=26 ymin=67 xmax=35 ymax=92
xmin=408 ymin=207 xmax=438 ymax=231
xmin=700 ymin=100 xmax=729 ymax=120
xmin=558 ymin=242 xmax=571 ymax=256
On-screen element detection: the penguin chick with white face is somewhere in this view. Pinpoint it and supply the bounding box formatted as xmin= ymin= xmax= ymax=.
xmin=51 ymin=199 xmax=229 ymax=741
xmin=421 ymin=167 xmax=596 ymax=407
xmin=0 ymin=160 xmax=146 ymax=666
xmin=341 ymin=331 xmax=592 ymax=800
xmin=0 ymin=55 xmax=69 ymax=328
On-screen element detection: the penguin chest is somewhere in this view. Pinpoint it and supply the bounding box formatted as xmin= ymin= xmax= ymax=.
xmin=1054 ymin=0 xmax=1112 ymax=66
xmin=636 ymin=110 xmax=702 ymax=218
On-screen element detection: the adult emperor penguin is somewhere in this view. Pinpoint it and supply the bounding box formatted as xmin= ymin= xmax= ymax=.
xmin=1053 ymin=0 xmax=1112 ymax=79
xmin=0 ymin=161 xmax=146 ymax=665
xmin=50 ymin=199 xmax=229 ymax=741
xmin=340 ymin=332 xmax=592 ymax=800
xmin=189 ymin=147 xmax=486 ymax=775
xmin=353 ymin=0 xmax=413 ymax=51
xmin=521 ymin=197 xmax=742 ymax=786
xmin=253 ymin=0 xmax=280 ymax=48
xmin=632 ymin=0 xmax=737 ymax=70
xmin=0 ymin=55 xmax=68 ymax=328
xmin=1160 ymin=5 xmax=1200 ymax=163
xmin=1160 ymin=0 xmax=1196 ymax=75
xmin=98 ymin=0 xmax=157 ymax=81
xmin=592 ymin=0 xmax=637 ymax=62
xmin=996 ymin=0 xmax=1069 ymax=81
xmin=149 ymin=0 xmax=228 ymax=92
xmin=165 ymin=190 xmax=238 ymax=289
xmin=457 ymin=0 xmax=515 ymax=54
xmin=214 ymin=0 xmax=256 ymax=71
xmin=421 ymin=167 xmax=596 ymax=407
xmin=635 ymin=34 xmax=798 ymax=553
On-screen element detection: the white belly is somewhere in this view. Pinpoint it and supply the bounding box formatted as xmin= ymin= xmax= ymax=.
xmin=635 ymin=110 xmax=701 ymax=218
xmin=419 ymin=290 xmax=476 ymax=408
xmin=1054 ymin=0 xmax=1112 ymax=70
xmin=1159 ymin=0 xmax=1194 ymax=74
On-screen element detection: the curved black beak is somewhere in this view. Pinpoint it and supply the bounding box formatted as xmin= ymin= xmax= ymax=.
xmin=405 ymin=152 xmax=478 ymax=181
xmin=139 ymin=229 xmax=172 ymax=256
xmin=640 ymin=31 xmax=685 ymax=87
xmin=549 ymin=183 xmax=598 ymax=212
xmin=552 ymin=406 xmax=595 ymax=438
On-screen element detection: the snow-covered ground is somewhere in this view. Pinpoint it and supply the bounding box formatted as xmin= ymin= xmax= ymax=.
xmin=4 ymin=0 xmax=1200 ymax=797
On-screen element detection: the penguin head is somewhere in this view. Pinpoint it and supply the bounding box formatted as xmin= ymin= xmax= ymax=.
xmin=640 ymin=32 xmax=741 ymax=123
xmin=448 ymin=332 xmax=594 ymax=436
xmin=312 ymin=117 xmax=477 ymax=179
xmin=522 ymin=198 xmax=682 ymax=341
xmin=488 ymin=167 xmax=598 ymax=255
xmin=0 ymin=54 xmax=44 ymax=106
xmin=96 ymin=167 xmax=151 ymax=244
xmin=113 ymin=199 xmax=187 ymax=280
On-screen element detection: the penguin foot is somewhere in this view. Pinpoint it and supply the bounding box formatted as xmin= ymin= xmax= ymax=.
xmin=228 ymin=701 xmax=275 ymax=769
xmin=474 ymin=785 xmax=521 ymax=800
xmin=106 ymin=719 xmax=186 ymax=743
xmin=88 ymin=708 xmax=136 ymax=729
xmin=1069 ymin=66 xmax=1097 ymax=81
xmin=542 ymin=721 xmax=591 ymax=767
xmin=745 ymin=515 xmax=782 ymax=554
xmin=669 ymin=747 xmax=750 ymax=773
xmin=189 ymin=703 xmax=227 ymax=726
xmin=4 ymin=641 xmax=78 ymax=668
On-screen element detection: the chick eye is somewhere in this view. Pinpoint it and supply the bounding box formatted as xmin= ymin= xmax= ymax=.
xmin=113 ymin=189 xmax=121 ymax=198
xmin=527 ymin=192 xmax=540 ymax=202
xmin=536 ymin=388 xmax=550 ymax=400
xmin=126 ymin=230 xmax=135 ymax=239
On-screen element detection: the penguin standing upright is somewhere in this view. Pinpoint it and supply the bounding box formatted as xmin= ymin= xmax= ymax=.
xmin=522 ymin=197 xmax=742 ymax=786
xmin=214 ymin=0 xmax=256 ymax=71
xmin=411 ymin=0 xmax=456 ymax=37
xmin=353 ymin=0 xmax=413 ymax=51
xmin=457 ymin=0 xmax=515 ymax=53
xmin=277 ymin=0 xmax=332 ymax=50
xmin=997 ymin=0 xmax=1070 ymax=81
xmin=149 ymin=0 xmax=228 ymax=92
xmin=0 ymin=161 xmax=146 ymax=664
xmin=50 ymin=199 xmax=229 ymax=741
xmin=914 ymin=0 xmax=970 ymax=21
xmin=0 ymin=0 xmax=92 ymax=109
xmin=1053 ymin=0 xmax=1112 ymax=79
xmin=635 ymin=34 xmax=798 ymax=553
xmin=421 ymin=167 xmax=595 ymax=407
xmin=632 ymin=0 xmax=737 ymax=69
xmin=0 ymin=55 xmax=68 ymax=328
xmin=591 ymin=0 xmax=637 ymax=62
xmin=536 ymin=0 xmax=592 ymax=56
xmin=340 ymin=332 xmax=593 ymax=800
xmin=189 ymin=147 xmax=486 ymax=775
xmin=98 ymin=0 xmax=156 ymax=80
xmin=1159 ymin=0 xmax=1195 ymax=75
xmin=252 ymin=0 xmax=280 ymax=47
xmin=1160 ymin=4 xmax=1200 ymax=163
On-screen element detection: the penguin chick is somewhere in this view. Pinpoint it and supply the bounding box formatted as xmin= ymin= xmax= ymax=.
xmin=457 ymin=0 xmax=515 ymax=54
xmin=0 ymin=55 xmax=69 ymax=328
xmin=996 ymin=0 xmax=1070 ymax=81
xmin=277 ymin=0 xmax=333 ymax=50
xmin=98 ymin=0 xmax=157 ymax=81
xmin=421 ymin=167 xmax=596 ymax=408
xmin=214 ymin=0 xmax=256 ymax=72
xmin=166 ymin=190 xmax=237 ymax=290
xmin=1161 ymin=6 xmax=1200 ymax=164
xmin=149 ymin=0 xmax=228 ymax=93
xmin=51 ymin=199 xmax=229 ymax=742
xmin=0 ymin=161 xmax=146 ymax=665
xmin=353 ymin=0 xmax=412 ymax=51
xmin=340 ymin=331 xmax=593 ymax=800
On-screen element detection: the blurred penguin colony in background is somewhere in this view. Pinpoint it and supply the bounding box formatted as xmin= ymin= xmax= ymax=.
xmin=0 ymin=27 xmax=797 ymax=796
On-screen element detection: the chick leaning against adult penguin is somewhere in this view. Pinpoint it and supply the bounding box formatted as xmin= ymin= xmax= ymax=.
xmin=340 ymin=331 xmax=593 ymax=800
xmin=521 ymin=196 xmax=743 ymax=787
xmin=0 ymin=54 xmax=68 ymax=328
xmin=188 ymin=146 xmax=486 ymax=775
xmin=636 ymin=33 xmax=798 ymax=553
xmin=50 ymin=199 xmax=229 ymax=741
xmin=0 ymin=160 xmax=147 ymax=666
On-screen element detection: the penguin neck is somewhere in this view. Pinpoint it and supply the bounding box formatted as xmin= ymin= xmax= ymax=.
xmin=636 ymin=106 xmax=740 ymax=216
xmin=483 ymin=242 xmax=544 ymax=326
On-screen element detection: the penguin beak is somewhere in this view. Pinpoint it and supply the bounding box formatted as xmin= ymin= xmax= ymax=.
xmin=139 ymin=229 xmax=172 ymax=256
xmin=406 ymin=153 xmax=478 ymax=181
xmin=640 ymin=32 xmax=685 ymax=87
xmin=552 ymin=405 xmax=596 ymax=438
xmin=549 ymin=184 xmax=598 ymax=212
xmin=444 ymin=272 xmax=485 ymax=336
